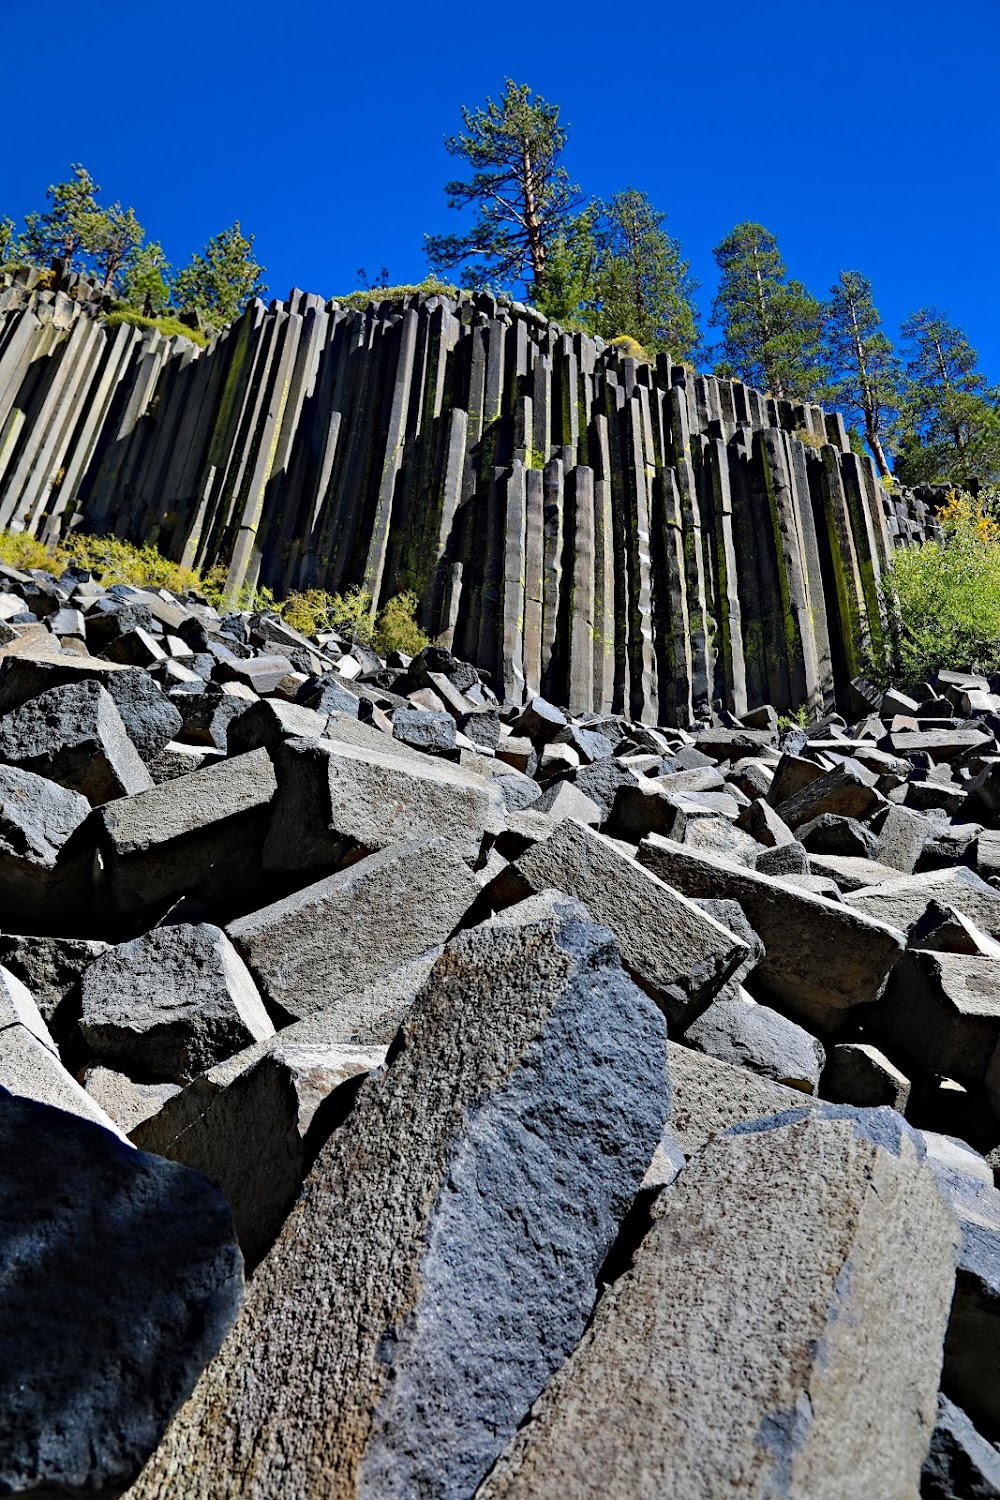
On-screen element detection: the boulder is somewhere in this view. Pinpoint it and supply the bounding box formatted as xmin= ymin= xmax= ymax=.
xmin=683 ymin=996 xmax=825 ymax=1093
xmin=81 ymin=1064 xmax=181 ymax=1135
xmin=103 ymin=667 xmax=183 ymax=761
xmin=637 ymin=836 xmax=906 ymax=1032
xmin=0 ymin=763 xmax=92 ymax=924
xmin=0 ymin=679 xmax=152 ymax=804
xmin=478 ymin=1108 xmax=958 ymax=1500
xmin=497 ymin=819 xmax=750 ymax=1027
xmin=844 ymin=867 xmax=1000 ymax=941
xmin=263 ymin=736 xmax=504 ymax=874
xmin=79 ymin=923 xmax=274 ymax=1084
xmin=225 ymin=698 xmax=328 ymax=755
xmin=921 ymin=1394 xmax=1000 ymax=1499
xmin=0 ymin=933 xmax=108 ymax=1037
xmin=127 ymin=896 xmax=668 ymax=1500
xmin=774 ymin=759 xmax=886 ymax=829
xmin=880 ymin=950 xmax=1000 ymax=1086
xmin=0 ymin=1089 xmax=242 ymax=1498
xmin=666 ymin=1042 xmax=819 ymax=1155
xmin=228 ymin=837 xmax=478 ymax=1023
xmin=822 ymin=1042 xmax=911 ymax=1111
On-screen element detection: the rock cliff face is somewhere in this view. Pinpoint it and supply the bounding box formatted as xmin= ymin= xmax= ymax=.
xmin=0 ymin=269 xmax=939 ymax=723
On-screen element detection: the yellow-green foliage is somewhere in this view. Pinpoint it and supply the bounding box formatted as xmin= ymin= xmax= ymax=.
xmin=333 ymin=278 xmax=460 ymax=312
xmin=103 ymin=310 xmax=210 ymax=348
xmin=793 ymin=426 xmax=827 ymax=453
xmin=0 ymin=529 xmax=429 ymax=655
xmin=608 ymin=334 xmax=648 ymax=362
xmin=877 ymin=488 xmax=1000 ymax=686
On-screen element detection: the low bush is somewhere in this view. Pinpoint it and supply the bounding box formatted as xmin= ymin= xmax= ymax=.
xmin=333 ymin=278 xmax=460 ymax=312
xmin=876 ymin=488 xmax=1000 ymax=686
xmin=103 ymin=310 xmax=210 ymax=348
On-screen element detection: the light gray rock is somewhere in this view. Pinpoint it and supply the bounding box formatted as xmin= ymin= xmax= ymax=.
xmin=807 ymin=853 xmax=902 ymax=892
xmin=637 ymin=836 xmax=906 ymax=1032
xmin=95 ymin=747 xmax=277 ymax=916
xmin=225 ymin=697 xmax=328 ymax=755
xmin=774 ymin=758 xmax=886 ymax=828
xmin=0 ymin=1088 xmax=242 ymax=1498
xmin=881 ymin=950 xmax=1000 ymax=1086
xmin=263 ymin=735 xmax=505 ymax=874
xmin=132 ymin=1038 xmax=384 ymax=1270
xmin=127 ymin=895 xmax=668 ymax=1500
xmin=683 ymin=996 xmax=825 ymax=1093
xmin=0 ymin=678 xmax=153 ymax=804
xmin=228 ymin=837 xmax=478 ymax=1024
xmin=0 ymin=763 xmax=92 ymax=922
xmin=844 ymin=867 xmax=1000 ymax=941
xmin=0 ymin=932 xmax=108 ymax=1036
xmin=499 ymin=819 xmax=750 ymax=1027
xmin=533 ymin=780 xmax=603 ymax=825
xmin=478 ymin=1108 xmax=958 ymax=1500
xmin=666 ymin=1042 xmax=819 ymax=1155
xmin=79 ymin=923 xmax=274 ymax=1084
xmin=876 ymin=802 xmax=931 ymax=874
xmin=81 ymin=1064 xmax=181 ymax=1135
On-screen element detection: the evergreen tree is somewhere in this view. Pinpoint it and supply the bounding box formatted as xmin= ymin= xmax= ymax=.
xmin=119 ymin=241 xmax=171 ymax=316
xmin=425 ymin=80 xmax=581 ymax=298
xmin=900 ymin=307 xmax=986 ymax=453
xmin=88 ymin=203 xmax=144 ymax=294
xmin=22 ymin=164 xmax=102 ymax=272
xmin=710 ymin=222 xmax=826 ymax=400
xmin=823 ymin=271 xmax=901 ymax=478
xmin=531 ymin=207 xmax=599 ymax=326
xmin=173 ymin=222 xmax=267 ymax=327
xmin=0 ymin=216 xmax=23 ymax=271
xmin=591 ymin=189 xmax=700 ymax=360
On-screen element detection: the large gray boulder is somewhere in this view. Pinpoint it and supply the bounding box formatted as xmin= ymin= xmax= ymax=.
xmin=880 ymin=950 xmax=1000 ymax=1087
xmin=0 ymin=764 xmax=92 ymax=925
xmin=228 ymin=836 xmax=477 ymax=1023
xmin=95 ymin=747 xmax=277 ymax=917
xmin=478 ymin=1108 xmax=958 ymax=1500
xmin=0 ymin=932 xmax=108 ymax=1036
xmin=263 ymin=735 xmax=505 ymax=873
xmin=844 ymin=867 xmax=1000 ymax=941
xmin=0 ymin=1089 xmax=242 ymax=1499
xmin=666 ymin=1042 xmax=819 ymax=1156
xmin=127 ymin=895 xmax=668 ymax=1500
xmin=921 ymin=1394 xmax=1000 ymax=1499
xmin=637 ymin=836 xmax=906 ymax=1032
xmin=683 ymin=996 xmax=826 ymax=1093
xmin=79 ymin=923 xmax=274 ymax=1084
xmin=103 ymin=667 xmax=184 ymax=761
xmin=496 ymin=819 xmax=750 ymax=1027
xmin=0 ymin=678 xmax=152 ymax=804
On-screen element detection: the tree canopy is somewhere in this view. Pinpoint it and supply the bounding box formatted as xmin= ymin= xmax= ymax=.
xmin=824 ymin=271 xmax=901 ymax=478
xmin=173 ymin=223 xmax=267 ymax=327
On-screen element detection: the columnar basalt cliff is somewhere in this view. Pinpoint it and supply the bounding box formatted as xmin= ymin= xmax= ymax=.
xmin=0 ymin=269 xmax=940 ymax=723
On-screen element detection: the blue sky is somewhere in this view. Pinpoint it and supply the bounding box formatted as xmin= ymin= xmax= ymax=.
xmin=3 ymin=0 xmax=997 ymax=381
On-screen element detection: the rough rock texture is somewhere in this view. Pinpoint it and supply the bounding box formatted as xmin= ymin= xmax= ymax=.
xmin=921 ymin=1394 xmax=1000 ymax=1499
xmin=496 ymin=818 xmax=750 ymax=1027
xmin=637 ymin=835 xmax=906 ymax=1030
xmin=0 ymin=1089 xmax=243 ymax=1499
xmin=666 ymin=1043 xmax=819 ymax=1156
xmin=0 ymin=678 xmax=153 ymax=804
xmin=127 ymin=897 xmax=668 ymax=1499
xmin=0 ymin=762 xmax=92 ymax=922
xmin=477 ymin=1110 xmax=958 ymax=1500
xmin=104 ymin=668 xmax=184 ymax=761
xmin=684 ymin=996 xmax=826 ymax=1093
xmin=79 ymin=923 xmax=274 ymax=1083
xmin=228 ymin=836 xmax=477 ymax=1022
xmin=0 ymin=932 xmax=108 ymax=1034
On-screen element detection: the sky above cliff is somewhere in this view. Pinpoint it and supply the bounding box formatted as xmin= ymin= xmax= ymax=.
xmin=3 ymin=0 xmax=997 ymax=382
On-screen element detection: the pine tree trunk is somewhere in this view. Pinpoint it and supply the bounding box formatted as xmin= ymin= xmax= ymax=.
xmin=866 ymin=429 xmax=892 ymax=479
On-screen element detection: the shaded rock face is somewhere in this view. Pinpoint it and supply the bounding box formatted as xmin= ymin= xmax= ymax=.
xmin=127 ymin=900 xmax=669 ymax=1500
xmin=0 ymin=1089 xmax=242 ymax=1500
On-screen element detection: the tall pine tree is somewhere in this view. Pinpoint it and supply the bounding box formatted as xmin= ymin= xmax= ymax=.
xmin=823 ymin=271 xmax=901 ymax=478
xmin=22 ymin=164 xmax=102 ymax=273
xmin=174 ymin=223 xmax=267 ymax=327
xmin=591 ymin=189 xmax=700 ymax=360
xmin=425 ymin=80 xmax=581 ymax=298
xmin=710 ymin=222 xmax=826 ymax=400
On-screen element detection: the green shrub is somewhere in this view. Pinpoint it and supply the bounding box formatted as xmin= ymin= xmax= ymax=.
xmin=374 ymin=590 xmax=429 ymax=656
xmin=333 ymin=278 xmax=460 ymax=312
xmin=875 ymin=488 xmax=1000 ymax=687
xmin=608 ymin=334 xmax=648 ymax=361
xmin=103 ymin=309 xmax=209 ymax=348
xmin=0 ymin=530 xmax=58 ymax=572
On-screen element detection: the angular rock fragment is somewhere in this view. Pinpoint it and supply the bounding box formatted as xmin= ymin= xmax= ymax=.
xmin=82 ymin=1064 xmax=181 ymax=1135
xmin=921 ymin=1394 xmax=1000 ymax=1499
xmin=0 ymin=1089 xmax=242 ymax=1498
xmin=667 ymin=1042 xmax=818 ymax=1155
xmin=128 ymin=896 xmax=668 ymax=1500
xmin=498 ymin=819 xmax=750 ymax=1026
xmin=845 ymin=867 xmax=1000 ymax=940
xmin=684 ymin=995 xmax=825 ymax=1093
xmin=478 ymin=1108 xmax=958 ymax=1500
xmin=0 ymin=763 xmax=92 ymax=924
xmin=0 ymin=678 xmax=152 ymax=804
xmin=225 ymin=697 xmax=328 ymax=755
xmin=103 ymin=667 xmax=184 ymax=761
xmin=80 ymin=923 xmax=274 ymax=1083
xmin=774 ymin=758 xmax=885 ymax=829
xmin=263 ymin=735 xmax=504 ymax=874
xmin=880 ymin=950 xmax=1000 ymax=1086
xmin=95 ymin=747 xmax=277 ymax=917
xmin=637 ymin=836 xmax=906 ymax=1031
xmin=228 ymin=837 xmax=478 ymax=1023
xmin=822 ymin=1042 xmax=911 ymax=1110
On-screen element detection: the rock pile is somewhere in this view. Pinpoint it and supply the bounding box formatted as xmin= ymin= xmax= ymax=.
xmin=2 ymin=556 xmax=1000 ymax=1498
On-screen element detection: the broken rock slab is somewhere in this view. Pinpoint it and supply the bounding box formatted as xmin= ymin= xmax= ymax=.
xmin=495 ymin=819 xmax=750 ymax=1028
xmin=880 ymin=950 xmax=1000 ymax=1087
xmin=79 ymin=923 xmax=274 ymax=1084
xmin=921 ymin=1393 xmax=1000 ymax=1499
xmin=0 ymin=763 xmax=92 ymax=926
xmin=0 ymin=1088 xmax=242 ymax=1499
xmin=263 ymin=735 xmax=505 ymax=874
xmin=683 ymin=996 xmax=825 ymax=1093
xmin=0 ymin=932 xmax=108 ymax=1038
xmin=666 ymin=1042 xmax=818 ymax=1156
xmin=478 ymin=1107 xmax=958 ymax=1500
xmin=0 ymin=678 xmax=153 ymax=804
xmin=127 ymin=894 xmax=668 ymax=1500
xmin=637 ymin=836 xmax=906 ymax=1033
xmin=844 ymin=867 xmax=1000 ymax=941
xmin=228 ymin=836 xmax=478 ymax=1023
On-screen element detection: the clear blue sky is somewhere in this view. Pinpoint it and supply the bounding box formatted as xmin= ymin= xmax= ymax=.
xmin=3 ymin=0 xmax=997 ymax=381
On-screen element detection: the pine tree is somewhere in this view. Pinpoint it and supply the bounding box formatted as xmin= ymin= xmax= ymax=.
xmin=531 ymin=207 xmax=599 ymax=326
xmin=710 ymin=222 xmax=826 ymax=400
xmin=823 ymin=271 xmax=901 ymax=478
xmin=591 ymin=189 xmax=700 ymax=360
xmin=22 ymin=164 xmax=102 ymax=273
xmin=120 ymin=241 xmax=171 ymax=316
xmin=425 ymin=80 xmax=581 ymax=298
xmin=173 ymin=223 xmax=267 ymax=327
xmin=0 ymin=217 xmax=23 ymax=271
xmin=88 ymin=203 xmax=145 ymax=294
xmin=900 ymin=307 xmax=986 ymax=454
